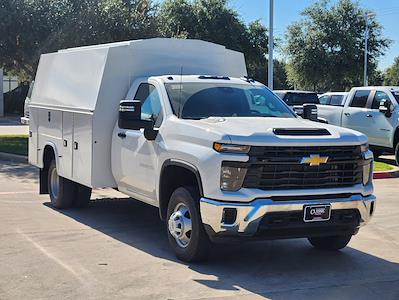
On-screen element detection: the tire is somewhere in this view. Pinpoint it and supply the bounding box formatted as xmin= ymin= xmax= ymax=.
xmin=47 ymin=160 xmax=76 ymax=209
xmin=395 ymin=143 xmax=399 ymax=166
xmin=166 ymin=186 xmax=210 ymax=262
xmin=308 ymin=234 xmax=352 ymax=251
xmin=73 ymin=184 xmax=92 ymax=208
xmin=372 ymin=150 xmax=382 ymax=158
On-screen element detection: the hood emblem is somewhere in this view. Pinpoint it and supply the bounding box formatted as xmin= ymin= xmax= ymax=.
xmin=300 ymin=155 xmax=329 ymax=166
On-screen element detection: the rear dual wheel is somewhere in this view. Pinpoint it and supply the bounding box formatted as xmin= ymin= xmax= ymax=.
xmin=48 ymin=160 xmax=92 ymax=209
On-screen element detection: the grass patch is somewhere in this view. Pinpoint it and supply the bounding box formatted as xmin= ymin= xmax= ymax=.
xmin=374 ymin=161 xmax=395 ymax=172
xmin=0 ymin=135 xmax=29 ymax=156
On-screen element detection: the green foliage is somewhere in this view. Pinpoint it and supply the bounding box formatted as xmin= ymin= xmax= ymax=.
xmin=384 ymin=56 xmax=399 ymax=86
xmin=285 ymin=0 xmax=390 ymax=91
xmin=0 ymin=135 xmax=29 ymax=156
xmin=0 ymin=0 xmax=158 ymax=80
xmin=158 ymin=0 xmax=290 ymax=87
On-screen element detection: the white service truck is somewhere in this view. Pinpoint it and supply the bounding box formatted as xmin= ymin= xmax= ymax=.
xmin=318 ymin=86 xmax=399 ymax=164
xmin=29 ymin=39 xmax=376 ymax=262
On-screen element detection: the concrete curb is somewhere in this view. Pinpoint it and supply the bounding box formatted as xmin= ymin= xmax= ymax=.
xmin=0 ymin=152 xmax=28 ymax=163
xmin=373 ymin=166 xmax=399 ymax=179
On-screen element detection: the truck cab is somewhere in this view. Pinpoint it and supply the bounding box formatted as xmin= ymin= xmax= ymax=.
xmin=318 ymin=86 xmax=399 ymax=163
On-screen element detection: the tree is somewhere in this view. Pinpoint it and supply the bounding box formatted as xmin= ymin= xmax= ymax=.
xmin=158 ymin=0 xmax=290 ymax=87
xmin=0 ymin=0 xmax=158 ymax=80
xmin=285 ymin=0 xmax=390 ymax=91
xmin=384 ymin=56 xmax=399 ymax=86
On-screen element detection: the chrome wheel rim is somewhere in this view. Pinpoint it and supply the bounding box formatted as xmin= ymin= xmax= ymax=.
xmin=50 ymin=167 xmax=60 ymax=199
xmin=168 ymin=203 xmax=192 ymax=248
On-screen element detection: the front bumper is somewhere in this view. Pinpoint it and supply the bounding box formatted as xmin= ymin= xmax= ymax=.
xmin=200 ymin=194 xmax=376 ymax=239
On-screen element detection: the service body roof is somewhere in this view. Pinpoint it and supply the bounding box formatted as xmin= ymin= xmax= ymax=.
xmin=31 ymin=38 xmax=247 ymax=111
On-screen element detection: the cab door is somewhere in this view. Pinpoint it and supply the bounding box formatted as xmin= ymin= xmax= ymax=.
xmin=114 ymin=81 xmax=164 ymax=203
xmin=341 ymin=89 xmax=372 ymax=135
xmin=366 ymin=90 xmax=395 ymax=147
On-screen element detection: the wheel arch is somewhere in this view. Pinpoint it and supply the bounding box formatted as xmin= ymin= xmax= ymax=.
xmin=393 ymin=127 xmax=399 ymax=149
xmin=158 ymin=159 xmax=204 ymax=220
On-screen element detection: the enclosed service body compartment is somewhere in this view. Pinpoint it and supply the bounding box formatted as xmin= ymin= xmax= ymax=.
xmin=29 ymin=38 xmax=247 ymax=188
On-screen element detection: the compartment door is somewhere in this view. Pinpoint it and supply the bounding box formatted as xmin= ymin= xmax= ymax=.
xmin=72 ymin=113 xmax=92 ymax=186
xmin=59 ymin=112 xmax=73 ymax=178
xmin=28 ymin=108 xmax=39 ymax=165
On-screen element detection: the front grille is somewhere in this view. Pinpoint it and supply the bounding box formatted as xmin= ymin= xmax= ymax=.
xmin=240 ymin=145 xmax=364 ymax=190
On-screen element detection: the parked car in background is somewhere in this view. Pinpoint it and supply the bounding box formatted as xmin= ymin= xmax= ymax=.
xmin=4 ymin=83 xmax=29 ymax=116
xmin=318 ymin=92 xmax=348 ymax=106
xmin=20 ymin=81 xmax=34 ymax=124
xmin=274 ymin=90 xmax=321 ymax=121
xmin=274 ymin=90 xmax=320 ymax=107
xmin=318 ymin=86 xmax=399 ymax=164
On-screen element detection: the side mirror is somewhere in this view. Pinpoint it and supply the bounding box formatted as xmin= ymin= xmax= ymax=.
xmin=379 ymin=99 xmax=394 ymax=117
xmin=118 ymin=100 xmax=157 ymax=140
xmin=302 ymin=104 xmax=318 ymax=121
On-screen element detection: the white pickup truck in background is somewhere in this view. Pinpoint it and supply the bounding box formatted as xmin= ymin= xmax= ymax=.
xmin=29 ymin=39 xmax=376 ymax=262
xmin=318 ymin=86 xmax=399 ymax=164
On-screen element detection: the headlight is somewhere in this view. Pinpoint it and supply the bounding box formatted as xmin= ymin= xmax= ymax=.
xmin=220 ymin=166 xmax=247 ymax=191
xmin=363 ymin=162 xmax=372 ymax=185
xmin=213 ymin=143 xmax=250 ymax=154
xmin=360 ymin=143 xmax=372 ymax=185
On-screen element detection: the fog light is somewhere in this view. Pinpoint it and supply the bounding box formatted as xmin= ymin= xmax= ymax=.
xmin=220 ymin=166 xmax=247 ymax=191
xmin=222 ymin=208 xmax=237 ymax=225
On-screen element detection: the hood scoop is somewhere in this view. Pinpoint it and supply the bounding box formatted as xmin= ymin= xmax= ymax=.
xmin=273 ymin=128 xmax=331 ymax=136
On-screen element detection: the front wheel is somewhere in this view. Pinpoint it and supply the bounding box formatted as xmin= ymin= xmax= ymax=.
xmin=308 ymin=234 xmax=352 ymax=250
xmin=166 ymin=186 xmax=210 ymax=262
xmin=395 ymin=143 xmax=399 ymax=166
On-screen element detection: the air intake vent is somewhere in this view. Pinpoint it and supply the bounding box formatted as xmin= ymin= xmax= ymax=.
xmin=273 ymin=128 xmax=331 ymax=136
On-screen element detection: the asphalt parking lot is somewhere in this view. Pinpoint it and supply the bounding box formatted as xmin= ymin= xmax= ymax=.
xmin=0 ymin=160 xmax=398 ymax=300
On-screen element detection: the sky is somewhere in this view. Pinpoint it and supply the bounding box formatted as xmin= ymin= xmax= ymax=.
xmin=228 ymin=0 xmax=399 ymax=70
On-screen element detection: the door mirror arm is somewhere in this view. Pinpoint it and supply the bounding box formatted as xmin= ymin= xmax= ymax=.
xmin=144 ymin=126 xmax=158 ymax=141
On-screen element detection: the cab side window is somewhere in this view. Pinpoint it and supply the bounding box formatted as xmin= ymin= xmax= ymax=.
xmin=134 ymin=83 xmax=163 ymax=127
xmin=371 ymin=91 xmax=389 ymax=109
xmin=319 ymin=95 xmax=330 ymax=105
xmin=350 ymin=90 xmax=370 ymax=108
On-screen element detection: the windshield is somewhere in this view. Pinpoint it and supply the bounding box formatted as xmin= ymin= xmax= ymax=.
xmin=164 ymin=83 xmax=295 ymax=119
xmin=284 ymin=92 xmax=319 ymax=106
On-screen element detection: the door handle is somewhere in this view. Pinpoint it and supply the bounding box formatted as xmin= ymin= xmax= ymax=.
xmin=118 ymin=132 xmax=126 ymax=139
xmin=366 ymin=114 xmax=373 ymax=118
xmin=344 ymin=112 xmax=351 ymax=116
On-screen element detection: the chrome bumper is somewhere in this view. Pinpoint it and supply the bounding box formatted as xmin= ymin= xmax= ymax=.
xmin=200 ymin=194 xmax=376 ymax=237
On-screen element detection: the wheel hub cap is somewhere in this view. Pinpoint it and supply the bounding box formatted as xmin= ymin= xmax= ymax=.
xmin=168 ymin=204 xmax=192 ymax=248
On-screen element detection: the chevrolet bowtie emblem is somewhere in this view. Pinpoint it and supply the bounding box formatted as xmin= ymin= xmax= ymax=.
xmin=300 ymin=155 xmax=329 ymax=166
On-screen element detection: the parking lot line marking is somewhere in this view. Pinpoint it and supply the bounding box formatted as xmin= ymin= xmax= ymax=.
xmin=16 ymin=228 xmax=87 ymax=283
xmin=0 ymin=191 xmax=37 ymax=195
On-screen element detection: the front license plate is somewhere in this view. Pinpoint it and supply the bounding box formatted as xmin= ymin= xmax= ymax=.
xmin=303 ymin=204 xmax=331 ymax=222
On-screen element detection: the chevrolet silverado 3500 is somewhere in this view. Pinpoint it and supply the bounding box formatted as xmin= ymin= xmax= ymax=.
xmin=29 ymin=39 xmax=376 ymax=262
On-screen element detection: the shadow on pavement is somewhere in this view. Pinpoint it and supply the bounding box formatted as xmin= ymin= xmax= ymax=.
xmin=46 ymin=197 xmax=399 ymax=298
xmin=0 ymin=160 xmax=38 ymax=181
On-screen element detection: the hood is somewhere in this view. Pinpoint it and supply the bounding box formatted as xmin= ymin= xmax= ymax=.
xmin=189 ymin=117 xmax=367 ymax=146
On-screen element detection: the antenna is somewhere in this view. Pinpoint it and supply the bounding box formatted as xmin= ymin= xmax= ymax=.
xmin=178 ymin=66 xmax=183 ymax=118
